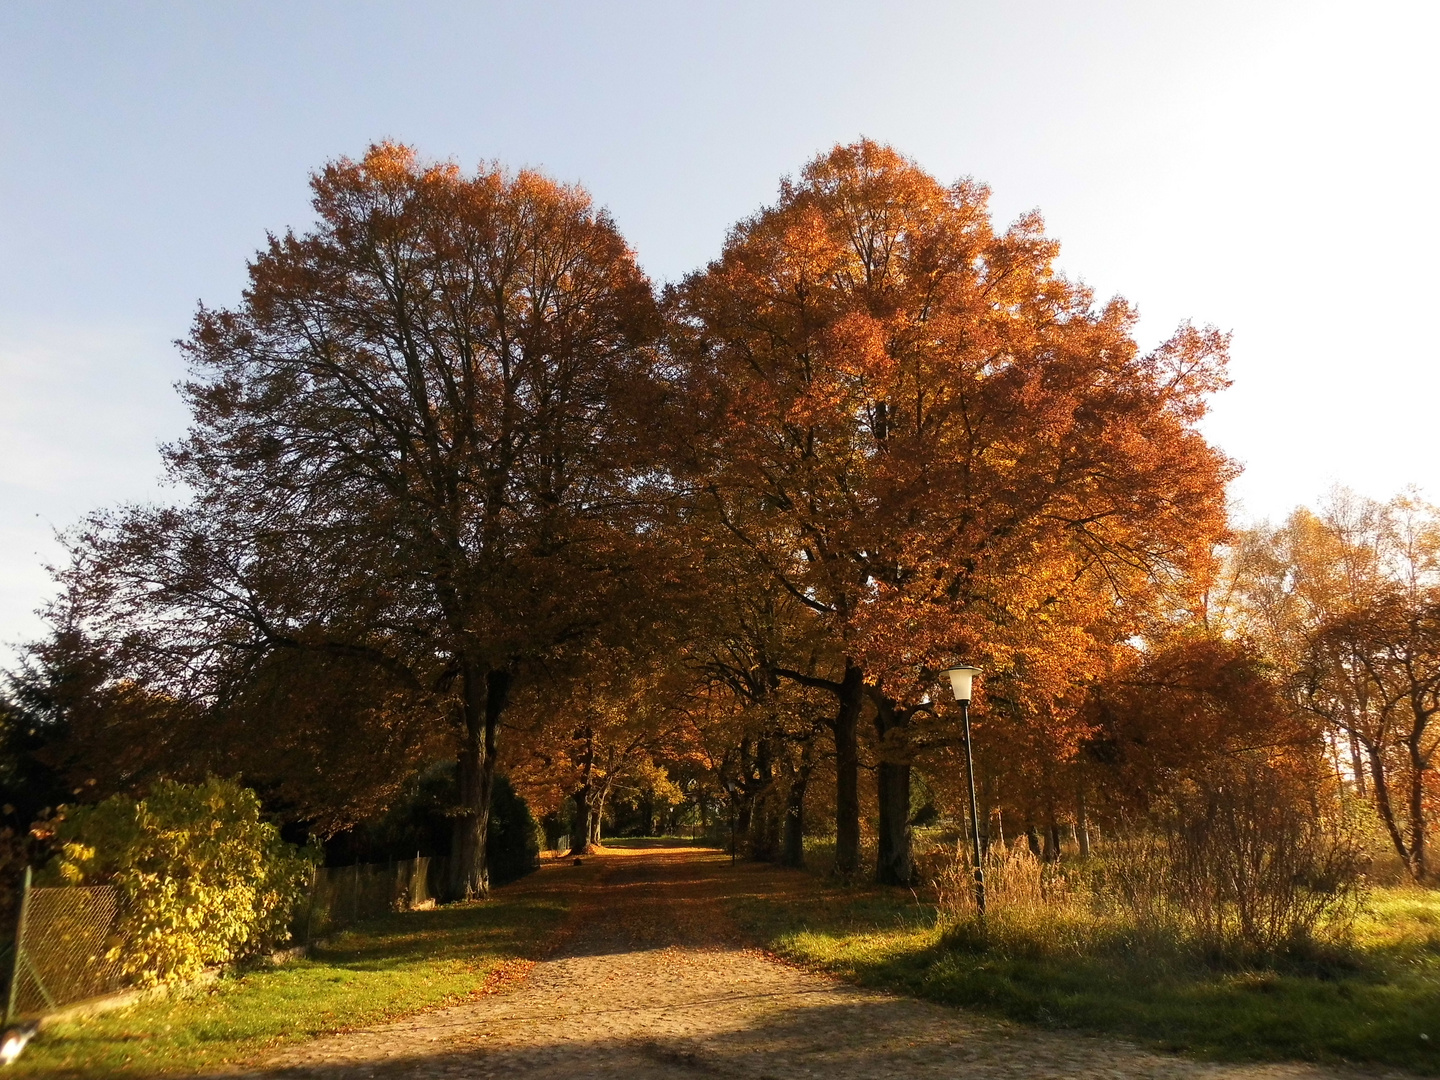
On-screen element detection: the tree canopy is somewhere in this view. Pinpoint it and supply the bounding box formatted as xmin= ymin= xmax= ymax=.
xmin=26 ymin=139 xmax=1417 ymax=891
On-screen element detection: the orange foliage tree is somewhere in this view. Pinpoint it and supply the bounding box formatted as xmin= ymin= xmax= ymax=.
xmin=27 ymin=140 xmax=1241 ymax=889
xmin=671 ymin=140 xmax=1232 ymax=882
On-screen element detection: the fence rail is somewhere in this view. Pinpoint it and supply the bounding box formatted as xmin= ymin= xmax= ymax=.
xmin=3 ymin=855 xmax=451 ymax=1024
xmin=302 ymin=856 xmax=448 ymax=941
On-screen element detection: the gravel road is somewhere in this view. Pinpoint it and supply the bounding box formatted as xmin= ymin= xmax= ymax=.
xmin=248 ymin=846 xmax=1397 ymax=1080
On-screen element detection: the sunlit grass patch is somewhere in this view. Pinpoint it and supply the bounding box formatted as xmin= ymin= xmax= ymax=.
xmin=13 ymin=889 xmax=569 ymax=1078
xmin=598 ymin=836 xmax=723 ymax=850
xmin=730 ymin=871 xmax=1440 ymax=1075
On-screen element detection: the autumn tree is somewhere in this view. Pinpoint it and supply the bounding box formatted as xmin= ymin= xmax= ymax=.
xmin=508 ymin=642 xmax=694 ymax=854
xmin=43 ymin=144 xmax=662 ymax=896
xmin=1307 ymin=588 xmax=1440 ymax=878
xmin=671 ymin=140 xmax=1232 ymax=882
xmin=1086 ymin=636 xmax=1320 ymax=812
xmin=1222 ymin=492 xmax=1440 ymax=880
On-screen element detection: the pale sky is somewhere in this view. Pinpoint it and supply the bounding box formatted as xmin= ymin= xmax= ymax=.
xmin=2 ymin=0 xmax=1437 ymax=655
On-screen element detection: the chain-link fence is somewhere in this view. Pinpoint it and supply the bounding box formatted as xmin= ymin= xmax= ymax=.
xmin=2 ymin=855 xmax=451 ymax=1023
xmin=4 ymin=868 xmax=126 ymax=1022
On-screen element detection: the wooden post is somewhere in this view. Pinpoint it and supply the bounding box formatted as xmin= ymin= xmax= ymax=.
xmin=5 ymin=866 xmax=32 ymax=1024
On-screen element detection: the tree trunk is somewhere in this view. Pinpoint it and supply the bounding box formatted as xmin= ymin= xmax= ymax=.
xmin=873 ymin=692 xmax=914 ymax=886
xmin=571 ymin=788 xmax=592 ymax=856
xmin=782 ymin=744 xmax=815 ymax=868
xmin=450 ymin=667 xmax=509 ymax=899
xmin=1076 ymin=791 xmax=1092 ymax=859
xmin=1026 ymin=823 xmax=1042 ymax=859
xmin=875 ymin=761 xmax=914 ymax=885
xmin=748 ymin=738 xmax=781 ymax=862
xmin=1043 ymin=821 xmax=1062 ymax=863
xmin=833 ymin=663 xmax=864 ymax=879
xmin=734 ymin=737 xmax=755 ymax=853
xmin=569 ymin=725 xmax=596 ymax=857
xmin=1368 ymin=740 xmax=1415 ymax=875
xmin=1407 ymin=724 xmax=1428 ymax=879
xmin=588 ymin=801 xmax=603 ymax=847
xmin=1349 ymin=727 xmax=1368 ymax=797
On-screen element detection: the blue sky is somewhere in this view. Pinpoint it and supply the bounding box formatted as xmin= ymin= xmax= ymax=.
xmin=2 ymin=0 xmax=1437 ymax=652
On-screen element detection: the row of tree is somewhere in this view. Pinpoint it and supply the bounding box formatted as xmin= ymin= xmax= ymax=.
xmin=1216 ymin=494 xmax=1440 ymax=878
xmin=3 ymin=141 xmax=1433 ymax=894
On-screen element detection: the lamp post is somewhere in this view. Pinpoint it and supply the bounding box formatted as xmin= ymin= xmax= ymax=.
xmin=945 ymin=664 xmax=986 ymax=916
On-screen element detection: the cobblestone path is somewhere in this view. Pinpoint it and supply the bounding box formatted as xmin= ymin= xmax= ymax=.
xmin=246 ymin=847 xmax=1395 ymax=1080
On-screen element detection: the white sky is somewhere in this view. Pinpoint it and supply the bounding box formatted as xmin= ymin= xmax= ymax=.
xmin=2 ymin=0 xmax=1437 ymax=655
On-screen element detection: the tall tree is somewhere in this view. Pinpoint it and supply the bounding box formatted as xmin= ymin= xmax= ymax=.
xmin=672 ymin=140 xmax=1231 ymax=882
xmin=45 ymin=144 xmax=661 ymax=896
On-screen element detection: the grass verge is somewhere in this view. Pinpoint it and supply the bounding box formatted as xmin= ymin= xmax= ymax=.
xmin=598 ymin=836 xmax=723 ymax=850
xmin=728 ymin=872 xmax=1440 ymax=1075
xmin=14 ymin=879 xmax=570 ymax=1078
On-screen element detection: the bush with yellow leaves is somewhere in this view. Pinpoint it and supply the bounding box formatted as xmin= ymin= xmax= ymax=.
xmin=45 ymin=777 xmax=316 ymax=985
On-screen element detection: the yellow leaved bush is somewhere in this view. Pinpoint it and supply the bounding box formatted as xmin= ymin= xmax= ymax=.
xmin=44 ymin=777 xmax=317 ymax=985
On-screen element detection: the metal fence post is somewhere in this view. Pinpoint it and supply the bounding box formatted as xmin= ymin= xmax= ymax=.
xmin=5 ymin=866 xmax=32 ymax=1025
xmin=304 ymin=864 xmax=317 ymax=948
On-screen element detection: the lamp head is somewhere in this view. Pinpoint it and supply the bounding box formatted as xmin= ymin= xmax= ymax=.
xmin=944 ymin=664 xmax=982 ymax=703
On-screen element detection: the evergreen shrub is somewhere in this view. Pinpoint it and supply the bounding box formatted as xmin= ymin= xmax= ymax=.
xmin=487 ymin=773 xmax=541 ymax=885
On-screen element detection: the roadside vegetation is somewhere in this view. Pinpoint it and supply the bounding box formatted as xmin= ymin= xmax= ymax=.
xmin=11 ymin=884 xmax=569 ymax=1078
xmin=730 ymin=850 xmax=1440 ymax=1075
xmin=1 ymin=139 xmax=1437 ymax=1075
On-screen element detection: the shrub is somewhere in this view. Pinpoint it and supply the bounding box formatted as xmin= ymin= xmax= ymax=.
xmin=487 ymin=773 xmax=541 ymax=885
xmin=939 ymin=783 xmax=1366 ymax=966
xmin=45 ymin=777 xmax=316 ymax=985
xmin=1159 ymin=761 xmax=1367 ymax=957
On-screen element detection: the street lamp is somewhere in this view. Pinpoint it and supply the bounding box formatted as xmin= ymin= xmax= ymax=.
xmin=944 ymin=664 xmax=986 ymax=916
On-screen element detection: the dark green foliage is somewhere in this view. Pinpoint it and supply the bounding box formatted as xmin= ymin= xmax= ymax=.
xmin=486 ymin=774 xmax=541 ymax=885
xmin=0 ymin=677 xmax=72 ymax=832
xmin=321 ymin=761 xmax=457 ymax=865
xmin=321 ymin=764 xmax=539 ymax=886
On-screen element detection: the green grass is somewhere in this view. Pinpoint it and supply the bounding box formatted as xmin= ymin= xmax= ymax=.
xmin=598 ymin=835 xmax=723 ymax=849
xmin=15 ymin=886 xmax=570 ymax=1077
xmin=729 ymin=875 xmax=1440 ymax=1075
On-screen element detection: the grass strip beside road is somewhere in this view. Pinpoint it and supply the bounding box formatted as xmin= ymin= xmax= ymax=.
xmin=14 ymin=880 xmax=570 ymax=1078
xmin=728 ymin=871 xmax=1440 ymax=1076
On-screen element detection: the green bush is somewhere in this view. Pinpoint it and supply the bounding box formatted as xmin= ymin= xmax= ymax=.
xmin=45 ymin=777 xmax=315 ymax=985
xmin=487 ymin=773 xmax=541 ymax=885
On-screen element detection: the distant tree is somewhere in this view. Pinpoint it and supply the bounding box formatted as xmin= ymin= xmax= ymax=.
xmin=1086 ymin=636 xmax=1320 ymax=813
xmin=1222 ymin=492 xmax=1440 ymax=880
xmin=1308 ymin=589 xmax=1440 ymax=879
xmin=507 ymin=639 xmax=696 ymax=854
xmin=43 ymin=144 xmax=663 ymax=897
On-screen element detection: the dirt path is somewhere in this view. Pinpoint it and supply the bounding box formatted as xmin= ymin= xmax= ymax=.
xmin=250 ymin=847 xmax=1394 ymax=1080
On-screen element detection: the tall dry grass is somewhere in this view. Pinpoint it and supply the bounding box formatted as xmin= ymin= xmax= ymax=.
xmin=937 ymin=789 xmax=1367 ymax=965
